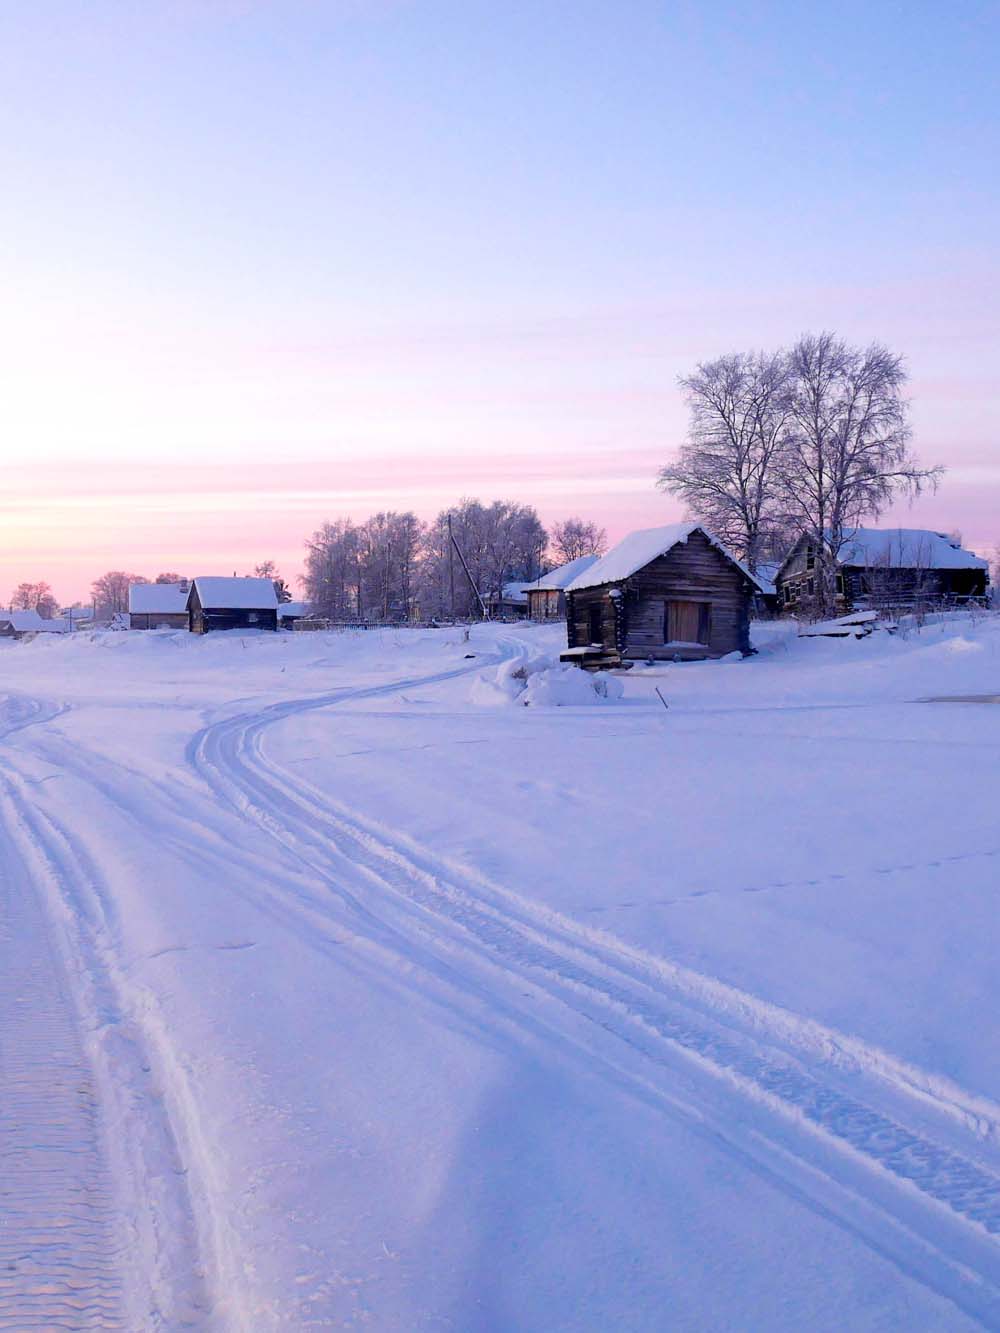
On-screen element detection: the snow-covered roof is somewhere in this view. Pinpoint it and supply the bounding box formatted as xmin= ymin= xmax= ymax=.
xmin=190 ymin=577 xmax=279 ymax=610
xmin=0 ymin=609 xmax=52 ymax=632
xmin=527 ymin=554 xmax=601 ymax=592
xmin=837 ymin=529 xmax=988 ymax=571
xmin=566 ymin=523 xmax=764 ymax=593
xmin=501 ymin=581 xmax=532 ymax=604
xmin=129 ymin=582 xmax=189 ymax=615
xmin=277 ymin=601 xmax=307 ymax=619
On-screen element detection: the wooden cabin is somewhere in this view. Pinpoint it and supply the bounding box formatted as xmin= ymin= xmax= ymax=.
xmin=187 ymin=577 xmax=279 ymax=634
xmin=128 ymin=582 xmax=190 ymax=630
xmin=561 ymin=524 xmax=761 ymax=667
xmin=776 ymin=529 xmax=990 ymax=614
xmin=525 ymin=554 xmax=600 ymax=621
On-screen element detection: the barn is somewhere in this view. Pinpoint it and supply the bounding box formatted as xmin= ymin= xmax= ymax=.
xmin=187 ymin=577 xmax=279 ymax=634
xmin=776 ymin=529 xmax=990 ymax=613
xmin=128 ymin=582 xmax=190 ymax=630
xmin=525 ymin=554 xmax=600 ymax=621
xmin=561 ymin=523 xmax=762 ymax=667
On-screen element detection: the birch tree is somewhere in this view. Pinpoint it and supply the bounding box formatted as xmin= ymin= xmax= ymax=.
xmin=549 ymin=518 xmax=608 ymax=564
xmin=780 ymin=332 xmax=942 ymax=612
xmin=657 ymin=350 xmax=791 ymax=570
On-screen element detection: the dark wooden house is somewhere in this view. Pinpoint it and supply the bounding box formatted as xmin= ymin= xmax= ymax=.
xmin=776 ymin=528 xmax=990 ymax=614
xmin=525 ymin=554 xmax=600 ymax=621
xmin=561 ymin=523 xmax=761 ymax=667
xmin=128 ymin=582 xmax=190 ymax=630
xmin=187 ymin=577 xmax=279 ymax=634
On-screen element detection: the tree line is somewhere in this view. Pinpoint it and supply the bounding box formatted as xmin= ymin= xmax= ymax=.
xmin=8 ymin=510 xmax=606 ymax=623
xmin=301 ymin=502 xmax=607 ymax=621
xmin=658 ymin=332 xmax=943 ymax=608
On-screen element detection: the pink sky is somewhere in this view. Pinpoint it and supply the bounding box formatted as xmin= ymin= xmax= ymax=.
xmin=2 ymin=3 xmax=997 ymax=606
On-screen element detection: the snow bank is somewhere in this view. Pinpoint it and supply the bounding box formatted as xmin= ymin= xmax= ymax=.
xmin=471 ymin=655 xmax=625 ymax=707
xmin=521 ymin=666 xmax=624 ymax=706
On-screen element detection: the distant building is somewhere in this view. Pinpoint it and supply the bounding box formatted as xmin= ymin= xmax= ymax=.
xmin=776 ymin=529 xmax=990 ymax=613
xmin=524 ymin=554 xmax=600 ymax=621
xmin=0 ymin=609 xmax=69 ymax=639
xmin=277 ymin=601 xmax=308 ymax=629
xmin=187 ymin=577 xmax=279 ymax=634
xmin=486 ymin=582 xmax=532 ymax=619
xmin=129 ymin=582 xmax=190 ymax=630
xmin=562 ymin=523 xmax=762 ymax=667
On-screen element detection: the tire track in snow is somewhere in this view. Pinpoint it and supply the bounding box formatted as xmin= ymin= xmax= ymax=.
xmin=0 ymin=697 xmax=127 ymax=1330
xmin=1 ymin=698 xmax=211 ymax=1329
xmin=185 ymin=668 xmax=1000 ymax=1323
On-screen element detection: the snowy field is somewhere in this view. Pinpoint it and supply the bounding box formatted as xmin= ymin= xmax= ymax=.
xmin=2 ymin=613 xmax=1000 ymax=1330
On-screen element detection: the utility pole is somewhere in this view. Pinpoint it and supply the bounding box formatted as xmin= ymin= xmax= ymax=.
xmin=448 ymin=513 xmax=456 ymax=621
xmin=448 ymin=519 xmax=488 ymax=620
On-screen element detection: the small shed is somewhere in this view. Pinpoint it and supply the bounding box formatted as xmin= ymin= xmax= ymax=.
xmin=277 ymin=601 xmax=308 ymax=629
xmin=187 ymin=577 xmax=279 ymax=634
xmin=776 ymin=528 xmax=990 ymax=613
xmin=129 ymin=582 xmax=190 ymax=630
xmin=562 ymin=523 xmax=762 ymax=666
xmin=525 ymin=554 xmax=600 ymax=621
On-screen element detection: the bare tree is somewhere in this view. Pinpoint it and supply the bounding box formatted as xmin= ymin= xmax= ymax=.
xmin=10 ymin=581 xmax=58 ymax=617
xmin=780 ymin=333 xmax=942 ymax=612
xmin=155 ymin=571 xmax=186 ymax=585
xmin=658 ymin=350 xmax=792 ymax=570
xmin=91 ymin=571 xmax=147 ymax=617
xmin=301 ymin=520 xmax=361 ymax=618
xmin=549 ymin=517 xmax=608 ymax=565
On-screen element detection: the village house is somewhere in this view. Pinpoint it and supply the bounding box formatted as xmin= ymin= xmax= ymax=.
xmin=775 ymin=528 xmax=990 ymax=613
xmin=187 ymin=577 xmax=279 ymax=634
xmin=128 ymin=582 xmax=190 ymax=630
xmin=525 ymin=554 xmax=600 ymax=621
xmin=561 ymin=523 xmax=762 ymax=667
xmin=0 ymin=609 xmax=69 ymax=639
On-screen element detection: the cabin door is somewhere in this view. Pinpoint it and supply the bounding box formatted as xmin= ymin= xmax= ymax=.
xmin=588 ymin=604 xmax=603 ymax=645
xmin=665 ymin=600 xmax=711 ymax=645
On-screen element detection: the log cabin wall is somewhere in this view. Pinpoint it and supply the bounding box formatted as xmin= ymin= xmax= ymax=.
xmin=622 ymin=531 xmax=751 ymax=659
xmin=566 ymin=587 xmax=619 ymax=652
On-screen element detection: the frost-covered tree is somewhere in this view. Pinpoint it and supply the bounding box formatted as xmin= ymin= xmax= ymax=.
xmin=549 ymin=517 xmax=608 ymax=565
xmin=779 ymin=333 xmax=942 ymax=612
xmin=657 ymin=350 xmax=792 ymax=570
xmin=91 ymin=570 xmax=146 ymax=617
xmin=419 ymin=499 xmax=546 ymax=618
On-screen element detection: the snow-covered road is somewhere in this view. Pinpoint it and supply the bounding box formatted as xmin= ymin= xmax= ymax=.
xmin=2 ymin=617 xmax=999 ymax=1329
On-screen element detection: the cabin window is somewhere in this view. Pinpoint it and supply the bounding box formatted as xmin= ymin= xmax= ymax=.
xmin=806 ymin=545 xmax=816 ymax=570
xmin=587 ymin=603 xmax=603 ymax=644
xmin=665 ymin=600 xmax=711 ymax=645
xmin=806 ymin=578 xmax=815 ymax=596
xmin=784 ymin=584 xmax=797 ymax=604
xmin=836 ymin=573 xmax=845 ymax=595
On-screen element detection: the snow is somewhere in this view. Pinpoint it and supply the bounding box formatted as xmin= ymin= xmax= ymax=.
xmin=566 ymin=521 xmax=764 ymax=592
xmin=1 ymin=612 xmax=1000 ymax=1328
xmin=526 ymin=553 xmax=601 ymax=591
xmin=834 ymin=528 xmax=990 ymax=570
xmin=129 ymin=581 xmax=189 ymax=614
xmin=277 ymin=600 xmax=307 ymax=619
xmin=190 ymin=575 xmax=279 ymax=610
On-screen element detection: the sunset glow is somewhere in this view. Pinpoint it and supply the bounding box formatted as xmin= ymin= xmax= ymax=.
xmin=2 ymin=2 xmax=997 ymax=602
